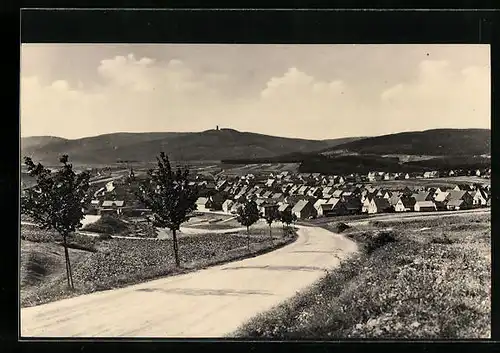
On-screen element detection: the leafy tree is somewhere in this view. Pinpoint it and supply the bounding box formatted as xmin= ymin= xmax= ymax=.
xmin=264 ymin=207 xmax=279 ymax=244
xmin=136 ymin=152 xmax=198 ymax=267
xmin=21 ymin=155 xmax=91 ymax=289
xmin=236 ymin=200 xmax=260 ymax=251
xmin=279 ymin=209 xmax=297 ymax=236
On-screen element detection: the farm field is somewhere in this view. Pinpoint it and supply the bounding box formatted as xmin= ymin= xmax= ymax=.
xmin=364 ymin=176 xmax=489 ymax=189
xmin=233 ymin=212 xmax=490 ymax=339
xmin=20 ymin=224 xmax=297 ymax=308
xmin=218 ymin=163 xmax=301 ymax=177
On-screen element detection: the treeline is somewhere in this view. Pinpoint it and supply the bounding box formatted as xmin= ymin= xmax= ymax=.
xmin=404 ymin=156 xmax=491 ymax=170
xmin=221 ymin=152 xmax=314 ymax=165
xmin=298 ymin=155 xmax=491 ymax=175
xmin=298 ymin=155 xmax=420 ymax=174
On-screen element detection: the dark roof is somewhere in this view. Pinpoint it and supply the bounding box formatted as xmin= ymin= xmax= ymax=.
xmin=373 ymin=198 xmax=391 ymax=210
xmin=399 ymin=197 xmax=416 ymax=208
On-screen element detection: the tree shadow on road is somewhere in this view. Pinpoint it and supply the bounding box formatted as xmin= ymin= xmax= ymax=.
xmin=136 ymin=287 xmax=274 ymax=296
xmin=221 ymin=265 xmax=328 ymax=272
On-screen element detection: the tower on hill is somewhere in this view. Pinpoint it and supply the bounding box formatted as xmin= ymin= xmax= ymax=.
xmin=216 ymin=125 xmax=219 ymax=131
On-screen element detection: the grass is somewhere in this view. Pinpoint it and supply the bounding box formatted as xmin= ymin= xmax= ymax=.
xmin=232 ymin=213 xmax=490 ymax=339
xmin=21 ymin=225 xmax=298 ymax=308
xmin=360 ymin=176 xmax=489 ymax=190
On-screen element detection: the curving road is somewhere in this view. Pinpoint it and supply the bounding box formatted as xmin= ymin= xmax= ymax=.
xmin=20 ymin=225 xmax=357 ymax=338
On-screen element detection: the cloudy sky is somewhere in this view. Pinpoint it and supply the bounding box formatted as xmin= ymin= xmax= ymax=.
xmin=20 ymin=44 xmax=490 ymax=140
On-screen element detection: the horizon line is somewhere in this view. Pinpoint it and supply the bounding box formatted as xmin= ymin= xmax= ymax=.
xmin=20 ymin=126 xmax=491 ymax=141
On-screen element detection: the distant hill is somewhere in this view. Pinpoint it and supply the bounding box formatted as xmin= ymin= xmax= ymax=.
xmin=21 ymin=136 xmax=68 ymax=150
xmin=20 ymin=129 xmax=364 ymax=165
xmin=321 ymin=129 xmax=491 ymax=156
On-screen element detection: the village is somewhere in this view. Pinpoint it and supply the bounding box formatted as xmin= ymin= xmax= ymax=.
xmin=84 ymin=166 xmax=492 ymax=223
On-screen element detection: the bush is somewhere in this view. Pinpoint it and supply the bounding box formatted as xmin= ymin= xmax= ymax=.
xmin=331 ymin=222 xmax=350 ymax=233
xmin=366 ymin=231 xmax=397 ymax=253
xmin=83 ymin=215 xmax=129 ymax=235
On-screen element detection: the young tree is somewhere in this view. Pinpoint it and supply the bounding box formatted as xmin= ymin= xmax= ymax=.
xmin=236 ymin=200 xmax=260 ymax=251
xmin=264 ymin=207 xmax=279 ymax=244
xmin=136 ymin=152 xmax=198 ymax=267
xmin=279 ymin=209 xmax=297 ymax=236
xmin=21 ymin=155 xmax=91 ymax=289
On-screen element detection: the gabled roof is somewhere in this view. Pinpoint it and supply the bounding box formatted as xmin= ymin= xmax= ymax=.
xmin=434 ymin=191 xmax=450 ymax=202
xmin=446 ymin=199 xmax=464 ymax=207
xmin=446 ymin=190 xmax=468 ymax=201
xmin=413 ymin=191 xmax=432 ymax=202
xmin=399 ymin=197 xmax=416 ymax=208
xmin=388 ymin=195 xmax=401 ymax=206
xmin=196 ymin=197 xmax=209 ymax=204
xmin=332 ymin=189 xmax=343 ymax=197
xmin=262 ymin=191 xmax=273 ymax=198
xmin=415 ymin=200 xmax=436 ymax=208
xmin=344 ymin=197 xmax=361 ymax=210
xmin=255 ymin=199 xmax=267 ymax=206
xmin=322 ymin=187 xmax=333 ymax=194
xmin=372 ymin=198 xmax=391 ymax=210
xmin=292 ymin=199 xmax=310 ymax=213
xmin=102 ymin=200 xmax=124 ymax=207
xmin=314 ymin=199 xmax=328 ymax=208
xmin=278 ymin=203 xmax=291 ymax=212
xmin=321 ymin=198 xmax=342 ymax=210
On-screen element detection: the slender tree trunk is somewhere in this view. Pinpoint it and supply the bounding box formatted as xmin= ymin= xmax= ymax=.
xmin=172 ymin=229 xmax=180 ymax=267
xmin=269 ymin=224 xmax=274 ymax=245
xmin=62 ymin=232 xmax=74 ymax=289
xmin=247 ymin=226 xmax=250 ymax=251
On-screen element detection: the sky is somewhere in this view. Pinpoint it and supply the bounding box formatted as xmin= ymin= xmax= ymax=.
xmin=20 ymin=44 xmax=490 ymax=140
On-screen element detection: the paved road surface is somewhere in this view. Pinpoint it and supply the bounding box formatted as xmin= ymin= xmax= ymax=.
xmin=21 ymin=225 xmax=357 ymax=338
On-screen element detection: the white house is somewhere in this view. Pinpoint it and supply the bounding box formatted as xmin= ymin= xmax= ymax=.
xmin=362 ymin=196 xmax=372 ymax=213
xmin=395 ymin=197 xmax=416 ymax=212
xmin=313 ymin=199 xmax=329 ymax=217
xmin=222 ymin=199 xmax=234 ymax=213
xmin=414 ymin=201 xmax=437 ymax=212
xmin=472 ymin=189 xmax=488 ymax=207
xmin=196 ymin=197 xmax=211 ymax=212
xmin=368 ymin=198 xmax=392 ymax=214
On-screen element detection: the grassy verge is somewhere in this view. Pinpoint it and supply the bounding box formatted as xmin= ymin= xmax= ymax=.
xmin=232 ymin=213 xmax=490 ymax=339
xmin=21 ymin=226 xmax=297 ymax=308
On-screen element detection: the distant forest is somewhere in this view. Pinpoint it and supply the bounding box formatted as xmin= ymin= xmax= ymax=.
xmin=222 ymin=154 xmax=491 ymax=175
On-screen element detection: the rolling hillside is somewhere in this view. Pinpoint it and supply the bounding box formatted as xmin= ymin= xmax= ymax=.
xmin=21 ymin=136 xmax=68 ymax=150
xmin=321 ymin=129 xmax=491 ymax=156
xmin=20 ymin=129 xmax=363 ymax=165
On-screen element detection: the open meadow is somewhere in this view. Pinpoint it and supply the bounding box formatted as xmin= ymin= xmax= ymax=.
xmin=363 ymin=175 xmax=490 ymax=189
xmin=233 ymin=212 xmax=490 ymax=339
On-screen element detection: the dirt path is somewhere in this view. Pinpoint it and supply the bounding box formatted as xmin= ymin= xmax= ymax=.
xmin=20 ymin=225 xmax=357 ymax=338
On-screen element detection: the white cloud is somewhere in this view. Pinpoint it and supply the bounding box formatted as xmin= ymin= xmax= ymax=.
xmin=379 ymin=59 xmax=490 ymax=132
xmin=20 ymin=55 xmax=490 ymax=140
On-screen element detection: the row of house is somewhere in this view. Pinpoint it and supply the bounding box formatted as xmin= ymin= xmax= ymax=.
xmin=83 ymin=166 xmax=491 ymax=221
xmin=361 ymin=185 xmax=490 ymax=214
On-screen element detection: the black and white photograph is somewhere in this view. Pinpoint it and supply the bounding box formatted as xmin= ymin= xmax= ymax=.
xmin=20 ymin=43 xmax=491 ymax=339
